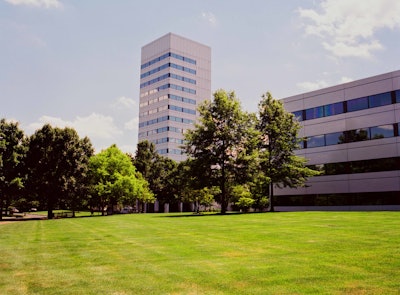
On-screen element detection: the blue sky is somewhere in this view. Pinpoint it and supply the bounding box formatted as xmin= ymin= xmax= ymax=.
xmin=1 ymin=0 xmax=400 ymax=153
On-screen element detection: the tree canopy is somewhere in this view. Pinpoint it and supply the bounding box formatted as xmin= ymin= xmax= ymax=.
xmin=0 ymin=119 xmax=26 ymax=220
xmin=1 ymin=88 xmax=319 ymax=216
xmin=89 ymin=144 xmax=154 ymax=214
xmin=25 ymin=124 xmax=94 ymax=219
xmin=257 ymin=92 xmax=319 ymax=211
xmin=184 ymin=90 xmax=258 ymax=214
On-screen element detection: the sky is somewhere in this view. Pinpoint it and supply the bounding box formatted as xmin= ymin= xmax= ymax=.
xmin=1 ymin=0 xmax=400 ymax=154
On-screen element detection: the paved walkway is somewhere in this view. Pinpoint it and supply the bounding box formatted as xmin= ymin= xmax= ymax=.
xmin=1 ymin=213 xmax=47 ymax=222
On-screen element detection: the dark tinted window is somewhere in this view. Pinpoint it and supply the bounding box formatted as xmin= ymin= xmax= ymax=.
xmin=370 ymin=125 xmax=394 ymax=139
xmin=345 ymin=128 xmax=370 ymax=143
xmin=325 ymin=132 xmax=343 ymax=146
xmin=368 ymin=92 xmax=392 ymax=108
xmin=396 ymin=90 xmax=400 ymax=103
xmin=347 ymin=97 xmax=368 ymax=112
xmin=307 ymin=135 xmax=325 ymax=148
xmin=305 ymin=106 xmax=324 ymax=120
xmin=324 ymin=102 xmax=344 ymax=116
xmin=293 ymin=111 xmax=303 ymax=121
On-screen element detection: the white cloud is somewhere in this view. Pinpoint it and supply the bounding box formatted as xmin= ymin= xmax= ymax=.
xmin=112 ymin=96 xmax=136 ymax=110
xmin=4 ymin=0 xmax=62 ymax=8
xmin=297 ymin=80 xmax=329 ymax=92
xmin=201 ymin=11 xmax=217 ymax=26
xmin=297 ymin=76 xmax=355 ymax=92
xmin=119 ymin=144 xmax=137 ymax=155
xmin=298 ymin=0 xmax=400 ymax=58
xmin=26 ymin=113 xmax=126 ymax=153
xmin=124 ymin=117 xmax=138 ymax=131
xmin=27 ymin=113 xmax=122 ymax=140
xmin=339 ymin=76 xmax=354 ymax=84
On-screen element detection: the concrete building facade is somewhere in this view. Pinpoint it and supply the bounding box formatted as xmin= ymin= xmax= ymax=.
xmin=277 ymin=70 xmax=400 ymax=210
xmin=138 ymin=33 xmax=211 ymax=161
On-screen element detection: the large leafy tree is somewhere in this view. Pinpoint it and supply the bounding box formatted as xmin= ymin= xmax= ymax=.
xmin=132 ymin=140 xmax=158 ymax=180
xmin=60 ymin=133 xmax=94 ymax=216
xmin=151 ymin=156 xmax=178 ymax=207
xmin=0 ymin=119 xmax=27 ymax=220
xmin=257 ymin=92 xmax=319 ymax=211
xmin=25 ymin=124 xmax=93 ymax=219
xmin=132 ymin=140 xmax=178 ymax=211
xmin=185 ymin=90 xmax=258 ymax=214
xmin=89 ymin=144 xmax=154 ymax=214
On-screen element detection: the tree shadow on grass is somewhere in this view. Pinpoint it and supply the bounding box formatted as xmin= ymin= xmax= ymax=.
xmin=157 ymin=211 xmax=267 ymax=218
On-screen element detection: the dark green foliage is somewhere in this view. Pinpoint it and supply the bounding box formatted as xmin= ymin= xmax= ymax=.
xmin=0 ymin=119 xmax=26 ymax=219
xmin=25 ymin=124 xmax=94 ymax=219
xmin=185 ymin=90 xmax=258 ymax=214
xmin=257 ymin=92 xmax=320 ymax=211
xmin=132 ymin=140 xmax=178 ymax=209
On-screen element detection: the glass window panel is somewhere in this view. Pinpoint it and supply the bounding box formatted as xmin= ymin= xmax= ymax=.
xmin=345 ymin=128 xmax=370 ymax=142
xmin=347 ymin=97 xmax=368 ymax=112
xmin=368 ymin=92 xmax=392 ymax=108
xmin=325 ymin=132 xmax=343 ymax=146
xmin=305 ymin=106 xmax=324 ymax=120
xmin=308 ymin=164 xmax=325 ymax=175
xmin=307 ymin=135 xmax=325 ymax=148
xmin=396 ymin=90 xmax=400 ymax=103
xmin=325 ymin=162 xmax=348 ymax=175
xmin=292 ymin=111 xmax=303 ymax=121
xmin=370 ymin=125 xmax=394 ymax=139
xmin=324 ymin=102 xmax=344 ymax=116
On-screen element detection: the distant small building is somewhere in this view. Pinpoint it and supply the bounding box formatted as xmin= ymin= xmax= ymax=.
xmin=277 ymin=70 xmax=400 ymax=211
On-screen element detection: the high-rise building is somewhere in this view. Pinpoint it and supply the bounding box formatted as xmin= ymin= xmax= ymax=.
xmin=277 ymin=70 xmax=400 ymax=211
xmin=138 ymin=33 xmax=211 ymax=161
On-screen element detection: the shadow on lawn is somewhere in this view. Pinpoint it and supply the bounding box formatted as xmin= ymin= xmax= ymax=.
xmin=157 ymin=212 xmax=267 ymax=218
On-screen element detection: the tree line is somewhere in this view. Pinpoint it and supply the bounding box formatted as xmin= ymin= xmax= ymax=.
xmin=0 ymin=91 xmax=318 ymax=219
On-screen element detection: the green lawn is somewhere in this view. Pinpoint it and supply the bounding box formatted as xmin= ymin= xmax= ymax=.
xmin=1 ymin=212 xmax=399 ymax=294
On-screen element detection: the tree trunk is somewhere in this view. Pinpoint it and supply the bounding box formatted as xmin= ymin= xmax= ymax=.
xmin=220 ymin=159 xmax=227 ymax=214
xmin=0 ymin=196 xmax=3 ymax=220
xmin=220 ymin=181 xmax=227 ymax=214
xmin=268 ymin=183 xmax=274 ymax=212
xmin=48 ymin=207 xmax=54 ymax=219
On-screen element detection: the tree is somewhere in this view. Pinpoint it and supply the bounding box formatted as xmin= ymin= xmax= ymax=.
xmin=132 ymin=140 xmax=179 ymax=211
xmin=60 ymin=134 xmax=93 ymax=216
xmin=89 ymin=144 xmax=154 ymax=214
xmin=230 ymin=185 xmax=254 ymax=212
xmin=151 ymin=156 xmax=178 ymax=209
xmin=132 ymin=140 xmax=158 ymax=180
xmin=185 ymin=187 xmax=219 ymax=213
xmin=185 ymin=90 xmax=258 ymax=214
xmin=0 ymin=119 xmax=26 ymax=220
xmin=257 ymin=92 xmax=319 ymax=211
xmin=25 ymin=124 xmax=93 ymax=219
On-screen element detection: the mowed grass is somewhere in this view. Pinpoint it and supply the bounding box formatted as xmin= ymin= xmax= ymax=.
xmin=1 ymin=212 xmax=400 ymax=294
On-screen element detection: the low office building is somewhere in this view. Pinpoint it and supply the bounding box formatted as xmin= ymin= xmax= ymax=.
xmin=277 ymin=70 xmax=400 ymax=210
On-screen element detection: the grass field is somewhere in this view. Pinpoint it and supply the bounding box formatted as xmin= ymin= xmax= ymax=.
xmin=1 ymin=212 xmax=399 ymax=294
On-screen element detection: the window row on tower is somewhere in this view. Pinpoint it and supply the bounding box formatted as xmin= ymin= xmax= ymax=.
xmin=140 ymin=104 xmax=196 ymax=117
xmin=141 ymin=52 xmax=196 ymax=69
xmin=140 ymin=73 xmax=196 ymax=88
xmin=140 ymin=84 xmax=196 ymax=96
xmin=138 ymin=126 xmax=185 ymax=138
xmin=141 ymin=62 xmax=196 ymax=79
xmin=139 ymin=115 xmax=194 ymax=128
xmin=151 ymin=137 xmax=185 ymax=145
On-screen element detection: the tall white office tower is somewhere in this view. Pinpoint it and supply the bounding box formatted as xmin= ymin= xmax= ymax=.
xmin=138 ymin=33 xmax=211 ymax=161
